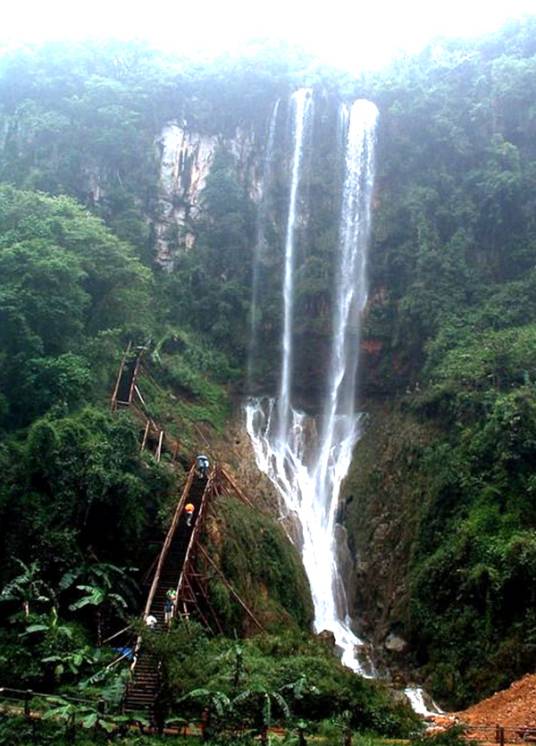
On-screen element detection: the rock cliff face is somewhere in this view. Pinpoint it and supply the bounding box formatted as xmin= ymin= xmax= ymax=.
xmin=154 ymin=122 xmax=260 ymax=268
xmin=340 ymin=399 xmax=438 ymax=677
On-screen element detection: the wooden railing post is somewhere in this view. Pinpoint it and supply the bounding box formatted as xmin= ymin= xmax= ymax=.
xmin=110 ymin=342 xmax=131 ymax=411
xmin=128 ymin=351 xmax=144 ymax=404
xmin=155 ymin=430 xmax=164 ymax=462
xmin=24 ymin=689 xmax=31 ymax=718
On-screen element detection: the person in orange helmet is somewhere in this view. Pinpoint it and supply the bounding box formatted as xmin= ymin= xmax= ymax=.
xmin=184 ymin=502 xmax=195 ymax=526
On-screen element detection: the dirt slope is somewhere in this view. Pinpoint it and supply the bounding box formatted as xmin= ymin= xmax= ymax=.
xmin=457 ymin=674 xmax=536 ymax=727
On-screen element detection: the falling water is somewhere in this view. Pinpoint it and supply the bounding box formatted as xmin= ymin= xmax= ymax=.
xmin=404 ymin=687 xmax=444 ymax=716
xmin=246 ymin=98 xmax=379 ymax=672
xmin=247 ymin=99 xmax=280 ymax=388
xmin=277 ymin=88 xmax=313 ymax=442
xmin=315 ymin=99 xmax=378 ymax=523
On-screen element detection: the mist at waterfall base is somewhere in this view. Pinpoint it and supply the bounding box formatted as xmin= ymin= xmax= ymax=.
xmin=246 ymin=95 xmax=379 ymax=674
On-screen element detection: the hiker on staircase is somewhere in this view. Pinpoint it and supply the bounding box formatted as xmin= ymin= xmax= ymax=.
xmin=195 ymin=454 xmax=210 ymax=479
xmin=164 ymin=589 xmax=176 ymax=626
xmin=184 ymin=502 xmax=196 ymax=526
xmin=145 ymin=613 xmax=158 ymax=630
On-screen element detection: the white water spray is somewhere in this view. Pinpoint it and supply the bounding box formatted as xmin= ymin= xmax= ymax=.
xmin=247 ymin=98 xmax=379 ymax=672
xmin=404 ymin=687 xmax=444 ymax=717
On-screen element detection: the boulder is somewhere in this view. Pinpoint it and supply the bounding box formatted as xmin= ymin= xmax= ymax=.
xmin=385 ymin=632 xmax=408 ymax=653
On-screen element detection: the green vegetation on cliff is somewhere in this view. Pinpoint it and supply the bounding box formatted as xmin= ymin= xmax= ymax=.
xmin=204 ymin=494 xmax=314 ymax=633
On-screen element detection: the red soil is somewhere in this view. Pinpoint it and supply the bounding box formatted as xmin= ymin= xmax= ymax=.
xmin=456 ymin=673 xmax=536 ymax=729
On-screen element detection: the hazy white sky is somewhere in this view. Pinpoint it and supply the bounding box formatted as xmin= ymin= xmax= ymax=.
xmin=2 ymin=0 xmax=536 ymax=72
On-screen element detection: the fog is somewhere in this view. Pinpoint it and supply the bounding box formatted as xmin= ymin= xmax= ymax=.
xmin=2 ymin=0 xmax=536 ymax=72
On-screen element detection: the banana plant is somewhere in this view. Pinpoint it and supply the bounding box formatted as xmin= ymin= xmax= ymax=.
xmin=21 ymin=606 xmax=72 ymax=640
xmin=232 ymin=686 xmax=290 ymax=745
xmin=42 ymin=646 xmax=99 ymax=682
xmin=179 ymin=688 xmax=232 ymax=742
xmin=42 ymin=699 xmax=114 ymax=738
xmin=21 ymin=607 xmax=99 ymax=683
xmin=59 ymin=562 xmax=138 ymax=606
xmin=61 ymin=561 xmax=137 ymax=645
xmin=0 ymin=558 xmax=54 ymax=618
xmin=42 ymin=697 xmax=150 ymax=740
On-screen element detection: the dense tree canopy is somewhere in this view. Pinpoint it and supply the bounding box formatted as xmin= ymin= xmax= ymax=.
xmin=0 ymin=186 xmax=151 ymax=428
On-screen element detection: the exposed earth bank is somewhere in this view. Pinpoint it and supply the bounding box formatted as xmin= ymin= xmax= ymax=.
xmin=457 ymin=673 xmax=536 ymax=728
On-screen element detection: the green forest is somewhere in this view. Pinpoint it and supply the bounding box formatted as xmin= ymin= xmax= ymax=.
xmin=0 ymin=15 xmax=536 ymax=744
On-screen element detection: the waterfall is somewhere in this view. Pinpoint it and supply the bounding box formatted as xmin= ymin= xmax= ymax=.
xmin=246 ymin=97 xmax=379 ymax=673
xmin=316 ymin=99 xmax=378 ymax=524
xmin=247 ymin=99 xmax=280 ymax=389
xmin=277 ymin=88 xmax=313 ymax=442
xmin=404 ymin=687 xmax=444 ymax=716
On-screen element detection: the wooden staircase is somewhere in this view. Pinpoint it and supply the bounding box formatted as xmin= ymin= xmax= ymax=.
xmin=124 ymin=651 xmax=160 ymax=712
xmin=110 ymin=344 xmax=264 ymax=720
xmin=124 ymin=466 xmax=209 ymax=714
xmin=111 ymin=343 xmax=182 ymax=464
xmin=111 ymin=343 xmax=143 ymax=409
xmin=149 ymin=476 xmax=207 ymax=626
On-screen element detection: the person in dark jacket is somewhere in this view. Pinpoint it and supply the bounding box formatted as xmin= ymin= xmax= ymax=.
xmin=195 ymin=454 xmax=210 ymax=478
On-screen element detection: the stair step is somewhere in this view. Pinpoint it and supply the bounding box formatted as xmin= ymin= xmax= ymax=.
xmin=131 ymin=677 xmax=157 ymax=684
xmin=129 ymin=686 xmax=157 ymax=693
xmin=128 ymin=686 xmax=156 ymax=697
xmin=129 ymin=684 xmax=157 ymax=690
xmin=134 ymin=677 xmax=158 ymax=684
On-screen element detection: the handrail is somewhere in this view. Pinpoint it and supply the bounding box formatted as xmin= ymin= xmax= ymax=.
xmin=127 ymin=402 xmax=182 ymax=461
xmin=101 ymin=624 xmax=132 ymax=646
xmin=104 ymin=650 xmax=132 ymax=671
xmin=128 ymin=350 xmax=144 ymax=404
xmin=470 ymin=725 xmax=536 ymax=729
xmin=0 ymin=686 xmax=94 ymax=706
xmin=458 ymin=724 xmax=536 ymax=745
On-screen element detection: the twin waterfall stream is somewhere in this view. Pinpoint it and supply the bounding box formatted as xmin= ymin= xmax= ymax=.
xmin=246 ymin=91 xmax=379 ymax=674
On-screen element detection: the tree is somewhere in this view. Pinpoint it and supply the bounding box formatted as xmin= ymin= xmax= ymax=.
xmin=0 ymin=186 xmax=152 ymax=429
